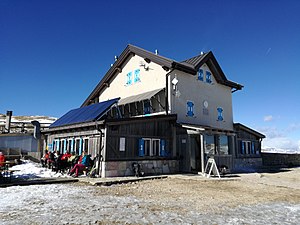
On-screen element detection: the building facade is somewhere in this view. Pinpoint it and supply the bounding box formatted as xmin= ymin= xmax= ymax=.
xmin=45 ymin=44 xmax=264 ymax=177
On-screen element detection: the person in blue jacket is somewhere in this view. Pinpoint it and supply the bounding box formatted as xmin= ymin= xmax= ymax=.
xmin=69 ymin=151 xmax=91 ymax=177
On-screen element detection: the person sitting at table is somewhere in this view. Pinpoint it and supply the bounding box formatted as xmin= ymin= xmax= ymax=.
xmin=41 ymin=150 xmax=49 ymax=167
xmin=0 ymin=152 xmax=6 ymax=168
xmin=68 ymin=151 xmax=91 ymax=177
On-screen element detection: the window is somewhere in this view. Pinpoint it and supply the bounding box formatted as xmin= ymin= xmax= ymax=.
xmin=144 ymin=138 xmax=151 ymax=156
xmin=84 ymin=138 xmax=89 ymax=152
xmin=126 ymin=72 xmax=132 ymax=85
xmin=75 ymin=139 xmax=80 ymax=155
xmin=138 ymin=138 xmax=165 ymax=157
xmin=204 ymin=135 xmax=215 ymax=154
xmin=144 ymin=100 xmax=151 ymax=115
xmin=198 ymin=69 xmax=204 ymax=81
xmin=219 ymin=135 xmax=229 ymax=155
xmin=206 ymin=71 xmax=212 ymax=83
xmin=152 ymin=139 xmax=160 ymax=156
xmin=217 ymin=107 xmax=223 ymax=121
xmin=241 ymin=141 xmax=258 ymax=155
xmin=134 ymin=69 xmax=141 ymax=83
xmin=119 ymin=137 xmax=125 ymax=152
xmin=187 ymin=101 xmax=194 ymax=117
xmin=68 ymin=139 xmax=73 ymax=152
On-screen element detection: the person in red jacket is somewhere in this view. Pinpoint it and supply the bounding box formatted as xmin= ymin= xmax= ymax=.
xmin=0 ymin=152 xmax=6 ymax=167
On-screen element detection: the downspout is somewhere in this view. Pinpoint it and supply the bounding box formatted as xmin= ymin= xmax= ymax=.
xmin=165 ymin=69 xmax=175 ymax=115
xmin=96 ymin=123 xmax=103 ymax=176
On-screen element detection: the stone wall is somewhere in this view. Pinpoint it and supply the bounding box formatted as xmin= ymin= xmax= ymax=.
xmin=262 ymin=153 xmax=300 ymax=167
xmin=103 ymin=160 xmax=179 ymax=177
xmin=233 ymin=157 xmax=263 ymax=172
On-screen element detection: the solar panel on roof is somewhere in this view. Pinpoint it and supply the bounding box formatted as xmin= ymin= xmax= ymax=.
xmin=50 ymin=98 xmax=119 ymax=128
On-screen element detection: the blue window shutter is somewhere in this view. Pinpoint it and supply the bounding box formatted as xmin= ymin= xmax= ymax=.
xmin=134 ymin=69 xmax=141 ymax=83
xmin=187 ymin=101 xmax=194 ymax=117
xmin=138 ymin=139 xmax=145 ymax=157
xmin=241 ymin=141 xmax=245 ymax=154
xmin=127 ymin=72 xmax=132 ymax=85
xmin=217 ymin=107 xmax=223 ymax=121
xmin=198 ymin=69 xmax=204 ymax=81
xmin=251 ymin=142 xmax=255 ymax=154
xmin=206 ymin=71 xmax=212 ymax=83
xmin=79 ymin=138 xmax=83 ymax=155
xmin=160 ymin=139 xmax=166 ymax=157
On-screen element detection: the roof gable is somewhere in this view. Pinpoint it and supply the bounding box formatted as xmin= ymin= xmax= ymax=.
xmin=82 ymin=45 xmax=243 ymax=106
xmin=234 ymin=123 xmax=266 ymax=139
xmin=181 ymin=51 xmax=243 ymax=90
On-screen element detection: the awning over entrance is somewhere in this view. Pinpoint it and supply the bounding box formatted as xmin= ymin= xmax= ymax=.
xmin=118 ymin=88 xmax=163 ymax=105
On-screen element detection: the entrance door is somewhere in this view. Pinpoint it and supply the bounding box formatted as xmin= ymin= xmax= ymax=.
xmin=190 ymin=135 xmax=201 ymax=172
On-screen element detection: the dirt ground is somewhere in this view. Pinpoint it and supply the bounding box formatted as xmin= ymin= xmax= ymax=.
xmin=90 ymin=167 xmax=300 ymax=215
xmin=1 ymin=167 xmax=300 ymax=224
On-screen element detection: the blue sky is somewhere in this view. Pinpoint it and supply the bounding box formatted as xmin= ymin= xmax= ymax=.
xmin=1 ymin=0 xmax=300 ymax=151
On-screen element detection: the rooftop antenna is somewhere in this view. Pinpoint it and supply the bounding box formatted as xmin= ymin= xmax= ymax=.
xmin=155 ymin=49 xmax=159 ymax=55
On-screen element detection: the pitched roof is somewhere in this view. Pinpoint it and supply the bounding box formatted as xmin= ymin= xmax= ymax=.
xmin=234 ymin=123 xmax=266 ymax=139
xmin=82 ymin=45 xmax=243 ymax=107
xmin=50 ymin=98 xmax=119 ymax=128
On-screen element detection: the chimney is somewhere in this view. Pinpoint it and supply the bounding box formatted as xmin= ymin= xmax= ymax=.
xmin=5 ymin=111 xmax=12 ymax=133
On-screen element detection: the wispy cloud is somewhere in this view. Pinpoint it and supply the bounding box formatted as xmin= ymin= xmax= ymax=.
xmin=264 ymin=115 xmax=274 ymax=122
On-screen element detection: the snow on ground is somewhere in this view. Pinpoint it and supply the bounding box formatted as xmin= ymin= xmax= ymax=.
xmin=1 ymin=161 xmax=300 ymax=224
xmin=10 ymin=160 xmax=68 ymax=179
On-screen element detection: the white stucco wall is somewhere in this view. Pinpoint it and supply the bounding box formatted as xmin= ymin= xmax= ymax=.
xmin=98 ymin=55 xmax=167 ymax=101
xmin=170 ymin=64 xmax=234 ymax=131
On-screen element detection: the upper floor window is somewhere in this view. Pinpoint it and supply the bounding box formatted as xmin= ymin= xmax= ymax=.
xmin=206 ymin=71 xmax=212 ymax=83
xmin=217 ymin=107 xmax=223 ymax=121
xmin=126 ymin=72 xmax=132 ymax=85
xmin=187 ymin=101 xmax=194 ymax=117
xmin=198 ymin=69 xmax=204 ymax=81
xmin=134 ymin=69 xmax=141 ymax=83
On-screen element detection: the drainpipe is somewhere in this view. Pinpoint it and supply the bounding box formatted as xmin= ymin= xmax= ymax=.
xmin=165 ymin=69 xmax=174 ymax=115
xmin=96 ymin=124 xmax=103 ymax=176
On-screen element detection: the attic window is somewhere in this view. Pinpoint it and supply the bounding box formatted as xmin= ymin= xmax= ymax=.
xmin=206 ymin=71 xmax=212 ymax=83
xmin=198 ymin=69 xmax=204 ymax=81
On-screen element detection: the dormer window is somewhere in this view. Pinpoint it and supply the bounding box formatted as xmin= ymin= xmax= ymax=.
xmin=126 ymin=72 xmax=132 ymax=85
xmin=198 ymin=69 xmax=204 ymax=81
xmin=206 ymin=71 xmax=212 ymax=83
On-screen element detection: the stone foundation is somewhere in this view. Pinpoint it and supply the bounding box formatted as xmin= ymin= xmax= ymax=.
xmin=102 ymin=160 xmax=179 ymax=177
xmin=233 ymin=157 xmax=262 ymax=172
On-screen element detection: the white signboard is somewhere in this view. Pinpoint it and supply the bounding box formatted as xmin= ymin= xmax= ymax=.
xmin=119 ymin=137 xmax=126 ymax=151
